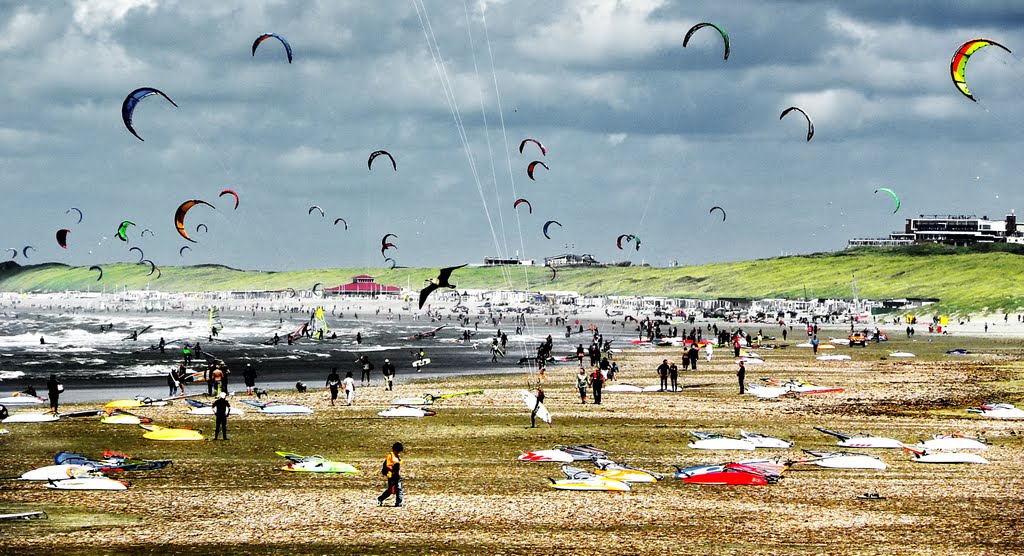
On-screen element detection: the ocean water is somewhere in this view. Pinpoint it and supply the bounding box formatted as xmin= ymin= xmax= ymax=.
xmin=0 ymin=302 xmax=632 ymax=402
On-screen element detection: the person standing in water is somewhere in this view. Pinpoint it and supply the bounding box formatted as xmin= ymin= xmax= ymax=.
xmin=377 ymin=442 xmax=404 ymax=507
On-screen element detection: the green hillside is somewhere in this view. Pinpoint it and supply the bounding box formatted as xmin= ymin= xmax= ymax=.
xmin=3 ymin=246 xmax=1024 ymax=314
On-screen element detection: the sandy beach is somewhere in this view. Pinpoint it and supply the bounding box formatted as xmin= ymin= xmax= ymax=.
xmin=1 ymin=293 xmax=1023 ymax=554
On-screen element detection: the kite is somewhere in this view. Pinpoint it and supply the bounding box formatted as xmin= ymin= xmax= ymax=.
xmin=219 ymin=189 xmax=240 ymax=210
xmin=89 ymin=265 xmax=103 ymax=281
xmin=308 ymin=205 xmax=325 ymax=217
xmin=311 ymin=282 xmax=323 ymax=296
xmin=546 ymin=265 xmax=557 ymax=281
xmin=542 ymin=220 xmax=562 ymax=239
xmin=141 ymin=229 xmax=154 ymax=237
xmin=381 ymin=243 xmax=397 ymax=257
xmin=780 ymin=106 xmax=814 ymax=141
xmin=140 ymin=259 xmax=157 ymax=276
xmin=252 ymin=33 xmax=293 ymax=63
xmin=179 ymin=246 xmax=192 ymax=256
xmin=951 ymin=39 xmax=1012 ymax=102
xmin=419 ymin=264 xmax=467 ymax=309
xmin=384 ymin=257 xmax=397 ymax=270
xmin=616 ymin=234 xmax=634 ymax=250
xmin=174 ymin=200 xmax=215 ymax=243
xmin=56 ymin=229 xmax=70 ymax=249
xmin=513 ymin=198 xmax=532 ymax=214
xmin=381 ymin=233 xmax=398 ymax=247
xmin=527 ymin=161 xmax=549 ymax=181
xmin=368 ymin=150 xmax=397 ymax=171
xmin=121 ymin=87 xmax=178 ymax=142
xmin=66 ymin=207 xmax=83 ymax=223
xmin=129 ymin=247 xmax=145 ymax=263
xmin=334 ymin=218 xmax=348 ymax=230
xmin=6 ymin=248 xmax=16 ymax=259
xmin=116 ymin=221 xmax=135 ymax=242
xmin=874 ymin=188 xmax=901 ymax=214
xmin=196 ymin=223 xmax=208 ymax=234
xmin=519 ymin=138 xmax=546 ymax=156
xmin=709 ymin=206 xmax=727 ymax=221
xmin=22 ymin=246 xmax=34 ymax=258
xmin=683 ymin=22 xmax=730 ymax=60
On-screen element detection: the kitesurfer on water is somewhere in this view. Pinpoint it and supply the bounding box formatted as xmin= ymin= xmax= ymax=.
xmin=326 ymin=367 xmax=341 ymax=405
xmin=377 ymin=442 xmax=404 ymax=507
xmin=212 ymin=392 xmax=230 ymax=440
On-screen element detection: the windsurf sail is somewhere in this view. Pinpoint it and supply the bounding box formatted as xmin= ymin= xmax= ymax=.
xmin=309 ymin=307 xmax=329 ymax=340
xmin=209 ymin=306 xmax=224 ymax=337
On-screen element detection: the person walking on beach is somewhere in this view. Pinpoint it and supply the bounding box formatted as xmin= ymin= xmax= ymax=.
xmin=167 ymin=367 xmax=178 ymax=396
xmin=576 ymin=344 xmax=585 ymax=367
xmin=326 ymin=367 xmax=342 ymax=405
xmin=46 ymin=374 xmax=62 ymax=414
xmin=357 ymin=355 xmax=374 ymax=386
xmin=811 ymin=335 xmax=820 ymax=355
xmin=183 ymin=343 xmax=192 ymax=365
xmin=381 ymin=359 xmax=396 ymax=391
xmin=343 ymin=371 xmax=356 ymax=405
xmin=174 ymin=364 xmax=188 ymax=395
xmin=242 ymin=363 xmax=257 ymax=395
xmin=575 ymin=367 xmax=588 ymax=403
xmin=669 ymin=362 xmax=679 ymax=391
xmin=159 ymin=337 xmax=165 ymax=353
xmin=377 ymin=442 xmax=404 ymax=507
xmin=705 ymin=342 xmax=714 ymax=362
xmin=589 ymin=366 xmax=604 ymax=405
xmin=737 ymin=361 xmax=746 ymax=395
xmin=212 ymin=392 xmax=230 ymax=440
xmin=657 ymin=359 xmax=670 ymax=391
xmin=687 ymin=344 xmax=700 ymax=371
xmin=211 ymin=365 xmax=225 ymax=396
xmin=530 ymin=387 xmax=546 ymax=428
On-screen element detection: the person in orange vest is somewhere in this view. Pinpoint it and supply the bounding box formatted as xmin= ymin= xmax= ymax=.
xmin=377 ymin=442 xmax=404 ymax=507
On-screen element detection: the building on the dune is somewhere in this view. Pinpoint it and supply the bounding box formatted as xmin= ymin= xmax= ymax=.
xmin=848 ymin=213 xmax=1024 ymax=248
xmin=322 ymin=275 xmax=401 ymax=297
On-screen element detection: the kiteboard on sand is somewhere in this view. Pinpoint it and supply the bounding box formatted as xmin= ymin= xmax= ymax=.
xmin=0 ymin=511 xmax=47 ymax=521
xmin=520 ymin=390 xmax=551 ymax=424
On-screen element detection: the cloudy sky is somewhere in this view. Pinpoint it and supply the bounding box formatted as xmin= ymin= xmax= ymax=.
xmin=2 ymin=0 xmax=1024 ymax=271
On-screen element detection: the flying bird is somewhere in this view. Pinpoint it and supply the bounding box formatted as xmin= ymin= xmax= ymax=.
xmin=419 ymin=264 xmax=467 ymax=310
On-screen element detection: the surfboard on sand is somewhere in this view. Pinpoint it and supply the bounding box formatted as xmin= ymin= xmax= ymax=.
xmin=520 ymin=390 xmax=551 ymax=424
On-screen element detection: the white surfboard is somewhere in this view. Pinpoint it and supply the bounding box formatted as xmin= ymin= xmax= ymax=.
xmin=411 ymin=358 xmax=431 ymax=368
xmin=520 ymin=390 xmax=551 ymax=424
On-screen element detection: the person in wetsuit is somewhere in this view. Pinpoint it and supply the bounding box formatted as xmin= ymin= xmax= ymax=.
xmin=326 ymin=367 xmax=341 ymax=406
xmin=212 ymin=392 xmax=230 ymax=440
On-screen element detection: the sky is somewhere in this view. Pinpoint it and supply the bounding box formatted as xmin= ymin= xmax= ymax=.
xmin=3 ymin=0 xmax=1024 ymax=272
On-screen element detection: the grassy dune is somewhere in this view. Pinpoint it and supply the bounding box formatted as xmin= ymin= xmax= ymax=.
xmin=3 ymin=246 xmax=1024 ymax=314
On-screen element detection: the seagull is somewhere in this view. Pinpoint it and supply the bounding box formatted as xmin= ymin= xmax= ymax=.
xmin=419 ymin=264 xmax=466 ymax=309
